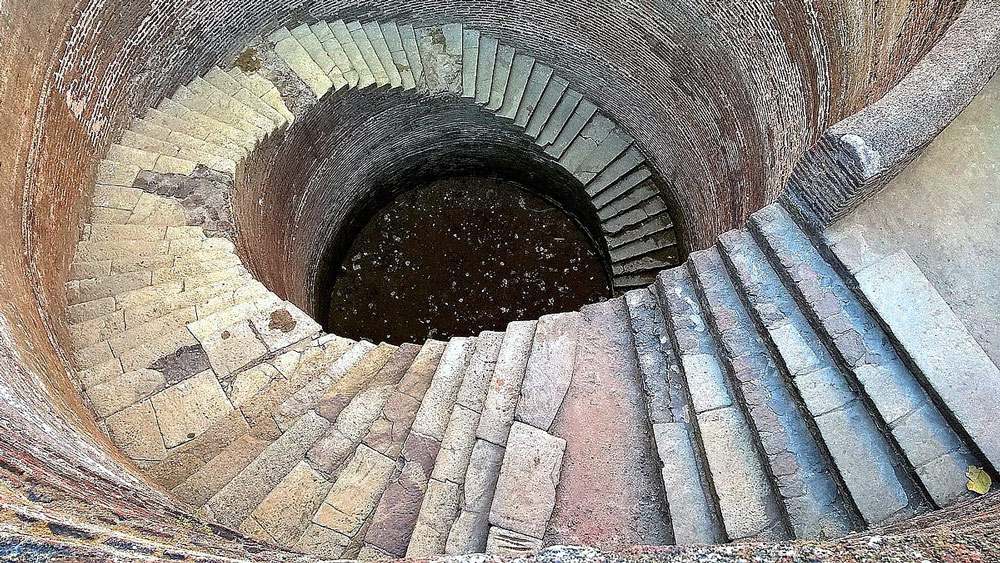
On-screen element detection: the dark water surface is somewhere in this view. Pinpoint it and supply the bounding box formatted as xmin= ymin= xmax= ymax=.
xmin=325 ymin=177 xmax=612 ymax=344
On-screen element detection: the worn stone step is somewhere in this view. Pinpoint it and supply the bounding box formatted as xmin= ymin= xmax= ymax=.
xmin=486 ymin=422 xmax=565 ymax=552
xmin=513 ymin=63 xmax=553 ymax=129
xmin=690 ymin=247 xmax=857 ymax=539
xmin=268 ymin=26 xmax=334 ymax=97
xmin=203 ymin=66 xmax=288 ymax=128
xmin=170 ymin=84 xmax=267 ymax=143
xmin=270 ymin=341 xmax=377 ymax=430
xmin=656 ymin=266 xmax=789 ymax=541
xmin=379 ymin=22 xmax=416 ymax=90
xmin=156 ymin=98 xmax=258 ymax=150
xmin=290 ymin=23 xmax=348 ymax=91
xmin=461 ymin=28 xmax=479 ymax=98
xmin=613 ymin=272 xmax=658 ymax=293
xmin=609 ymin=231 xmax=678 ymax=264
xmin=206 ymin=410 xmax=332 ymax=529
xmin=444 ymin=439 xmax=504 ymax=555
xmin=535 ymin=88 xmax=583 ymax=147
xmin=118 ymin=130 xmax=234 ymax=175
xmin=477 ymin=321 xmax=536 ymax=446
xmin=563 ymin=124 xmax=630 ymax=185
xmin=595 ymin=169 xmax=656 ymax=215
xmin=307 ymin=343 xmax=422 ymax=477
xmin=545 ymin=297 xmax=672 ymax=547
xmin=612 ymin=248 xmax=680 ymax=276
xmin=131 ymin=114 xmax=247 ymax=163
xmin=312 ymin=21 xmax=361 ymax=88
xmin=172 ymin=430 xmax=272 ymax=508
xmin=514 ymin=313 xmax=579 ymax=432
xmin=751 ymin=203 xmax=978 ymax=508
xmin=344 ymin=21 xmax=389 ymax=88
xmin=496 ymin=53 xmax=535 ymax=120
xmin=396 ymin=24 xmax=424 ymax=89
xmin=406 ymin=332 xmax=503 ymax=557
xmin=623 ymin=288 xmax=689 ymax=426
xmin=186 ymin=77 xmax=274 ymax=133
xmin=585 ymin=146 xmax=646 ymax=199
xmin=719 ymin=227 xmax=921 ymax=526
xmin=607 ymin=214 xmax=674 ymax=250
xmin=225 ymin=67 xmax=296 ymax=124
xmin=414 ymin=24 xmax=463 ymax=93
xmin=829 ymin=236 xmax=1000 ymax=474
xmin=544 ymin=99 xmax=598 ymax=159
xmin=239 ymin=459 xmax=331 ymax=548
xmin=363 ymin=21 xmax=402 ymax=89
xmin=474 ymin=35 xmax=499 ymax=105
xmin=523 ymin=75 xmax=568 ymax=139
xmin=360 ymin=337 xmax=477 ymax=558
xmin=485 ymin=44 xmax=515 ymax=111
xmin=602 ymin=198 xmax=670 ymax=236
xmin=309 ymin=342 xmax=399 ymax=428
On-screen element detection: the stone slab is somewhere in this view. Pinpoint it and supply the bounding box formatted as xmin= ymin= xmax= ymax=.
xmin=410 ymin=337 xmax=476 ymax=441
xmin=490 ymin=422 xmax=565 ymax=539
xmin=477 ymin=321 xmax=536 ymax=445
xmin=149 ymin=370 xmax=233 ymax=449
xmin=681 ymin=354 xmax=732 ymax=414
xmin=444 ymin=438 xmax=505 ymax=555
xmin=515 ymin=313 xmax=579 ymax=432
xmin=652 ymin=422 xmax=722 ymax=544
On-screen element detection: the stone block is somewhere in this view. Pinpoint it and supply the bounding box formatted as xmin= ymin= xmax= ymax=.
xmin=314 ymin=444 xmax=396 ymax=537
xmin=515 ymin=312 xmax=579 ymax=431
xmin=406 ymin=478 xmax=461 ymax=557
xmin=430 ymin=404 xmax=480 ymax=484
xmin=681 ymin=354 xmax=732 ymax=413
xmin=150 ymin=370 xmax=232 ymax=449
xmin=485 ymin=526 xmax=542 ymax=557
xmin=410 ymin=337 xmax=476 ymax=441
xmin=795 ymin=367 xmax=854 ymax=416
xmin=87 ymin=368 xmax=166 ymax=418
xmin=250 ymin=302 xmax=322 ymax=352
xmin=454 ymin=331 xmax=503 ymax=412
xmin=105 ymin=400 xmax=166 ymax=461
xmin=251 ymin=460 xmax=331 ymax=547
xmin=768 ymin=323 xmax=823 ymax=376
xmin=444 ymin=438 xmax=504 ymax=555
xmin=489 ymin=422 xmax=565 ymax=539
xmin=477 ymin=321 xmax=536 ymax=445
xmin=652 ymin=422 xmax=722 ymax=544
xmin=171 ymin=433 xmax=269 ymax=507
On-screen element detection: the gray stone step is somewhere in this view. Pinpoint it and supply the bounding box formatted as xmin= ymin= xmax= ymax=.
xmin=201 ymin=67 xmax=287 ymax=128
xmin=346 ymin=21 xmax=390 ymax=87
xmin=477 ymin=320 xmax=537 ymax=446
xmin=751 ymin=204 xmax=979 ymax=508
xmin=623 ymin=289 xmax=721 ymax=544
xmin=557 ymin=113 xmax=615 ymax=174
xmin=311 ymin=22 xmax=360 ymax=88
xmin=565 ymin=126 xmax=631 ymax=185
xmin=291 ymin=23 xmax=348 ymax=90
xmin=601 ymin=197 xmax=669 ymax=235
xmin=612 ymin=248 xmax=679 ymax=276
xmin=475 ymin=35 xmax=499 ymax=105
xmin=461 ymin=29 xmax=480 ymax=98
xmin=609 ymin=230 xmax=678 ymax=263
xmin=363 ymin=21 xmax=402 ymax=89
xmin=512 ymin=63 xmax=554 ymax=129
xmin=719 ymin=227 xmax=921 ymax=525
xmin=397 ymin=23 xmax=425 ymax=89
xmin=330 ymin=20 xmax=375 ymax=88
xmin=656 ymin=266 xmax=789 ymax=541
xmin=496 ymin=53 xmax=535 ymax=119
xmin=595 ymin=168 xmax=656 ymax=214
xmin=523 ymin=75 xmax=568 ymax=139
xmin=690 ymin=247 xmax=857 ymax=539
xmin=485 ymin=44 xmax=515 ymax=111
xmin=267 ymin=27 xmax=333 ymax=98
xmin=544 ymin=99 xmax=599 ymax=159
xmin=607 ymin=214 xmax=674 ymax=250
xmin=535 ymin=88 xmax=582 ymax=147
xmin=585 ymin=146 xmax=646 ymax=199
xmin=830 ymin=236 xmax=1000 ymax=474
xmin=380 ymin=22 xmax=416 ymax=90
xmin=514 ymin=312 xmax=579 ymax=432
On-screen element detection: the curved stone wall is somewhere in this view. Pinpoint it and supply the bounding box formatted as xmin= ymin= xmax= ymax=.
xmin=2 ymin=0 xmax=996 ymax=558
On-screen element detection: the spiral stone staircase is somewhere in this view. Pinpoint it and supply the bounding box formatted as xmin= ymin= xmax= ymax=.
xmin=4 ymin=1 xmax=1000 ymax=561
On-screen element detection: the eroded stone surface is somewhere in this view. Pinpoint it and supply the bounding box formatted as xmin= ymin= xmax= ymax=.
xmin=515 ymin=313 xmax=579 ymax=432
xmin=489 ymin=422 xmax=565 ymax=539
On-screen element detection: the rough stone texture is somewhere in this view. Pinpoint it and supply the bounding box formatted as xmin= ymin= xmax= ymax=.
xmin=171 ymin=432 xmax=269 ymax=507
xmin=623 ymin=288 xmax=686 ymax=424
xmin=410 ymin=337 xmax=476 ymax=441
xmin=104 ymin=400 xmax=167 ymax=461
xmin=515 ymin=313 xmax=579 ymax=431
xmin=246 ymin=460 xmax=330 ymax=547
xmin=313 ymin=342 xmax=397 ymax=423
xmin=651 ymin=422 xmax=722 ymax=544
xmin=486 ymin=526 xmax=542 ymax=556
xmin=132 ymin=168 xmax=235 ymax=239
xmin=312 ymin=444 xmax=396 ymax=539
xmin=477 ymin=321 xmax=536 ymax=446
xmin=149 ymin=370 xmax=233 ymax=449
xmin=445 ymin=438 xmax=505 ymax=555
xmin=850 ymin=250 xmax=1000 ymax=471
xmin=545 ymin=298 xmax=671 ymax=549
xmin=489 ymin=422 xmax=565 ymax=540
xmin=405 ymin=478 xmax=461 ymax=557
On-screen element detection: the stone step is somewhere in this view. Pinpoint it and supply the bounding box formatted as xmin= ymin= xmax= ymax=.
xmin=461 ymin=28 xmax=479 ymax=98
xmin=496 ymin=53 xmax=535 ymax=120
xmin=396 ymin=24 xmax=424 ymax=89
xmin=186 ymin=76 xmax=275 ymax=133
xmin=656 ymin=266 xmax=789 ymax=541
xmin=828 ymin=232 xmax=1000 ymax=474
xmin=206 ymin=410 xmax=332 ymax=529
xmin=203 ymin=66 xmax=288 ymax=128
xmin=156 ymin=98 xmax=258 ymax=151
xmin=523 ymin=75 xmax=569 ymax=139
xmin=414 ymin=24 xmax=463 ymax=93
xmin=170 ymin=83 xmax=268 ymax=141
xmin=129 ymin=117 xmax=245 ymax=168
xmin=267 ymin=27 xmax=333 ymax=97
xmin=611 ymin=248 xmax=679 ymax=277
xmin=474 ymin=35 xmax=499 ymax=105
xmin=751 ymin=204 xmax=979 ymax=508
xmin=485 ymin=44 xmax=515 ymax=111
xmin=602 ymin=197 xmax=670 ymax=236
xmin=307 ymin=343 xmax=422 ymax=477
xmin=312 ymin=21 xmax=361 ymax=89
xmin=379 ymin=22 xmax=416 ymax=90
xmin=513 ymin=63 xmax=554 ymax=129
xmin=363 ymin=21 xmax=402 ymax=89
xmin=269 ymin=341 xmax=377 ymax=431
xmin=239 ymin=459 xmax=332 ymax=548
xmin=291 ymin=23 xmax=348 ymax=91
xmin=595 ymin=169 xmax=656 ymax=215
xmin=606 ymin=214 xmax=674 ymax=250
xmin=346 ymin=21 xmax=389 ymax=88
xmin=585 ymin=146 xmax=646 ymax=199
xmin=486 ymin=422 xmax=565 ymax=554
xmin=144 ymin=409 xmax=253 ymax=490
xmin=545 ymin=297 xmax=672 ymax=547
xmin=689 ymin=247 xmax=857 ymax=539
xmin=718 ymin=227 xmax=922 ymax=526
xmin=513 ymin=313 xmax=579 ymax=433
xmin=360 ymin=337 xmax=477 ymax=558
xmin=612 ymin=273 xmax=658 ymax=293
xmin=609 ymin=230 xmax=678 ymax=264
xmin=330 ymin=20 xmax=377 ymax=89
xmin=544 ymin=99 xmax=598 ymax=160
xmin=308 ymin=343 xmax=399 ymax=429
xmin=562 ymin=123 xmax=630 ymax=185
xmin=535 ymin=88 xmax=583 ymax=148
xmin=118 ymin=130 xmax=236 ymax=175
xmin=405 ymin=332 xmax=503 ymax=557
xmin=225 ymin=67 xmax=296 ymax=124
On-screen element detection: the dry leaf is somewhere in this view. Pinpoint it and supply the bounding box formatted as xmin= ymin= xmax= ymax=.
xmin=966 ymin=465 xmax=992 ymax=495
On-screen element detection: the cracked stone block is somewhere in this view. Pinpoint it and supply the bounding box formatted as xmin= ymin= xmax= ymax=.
xmin=406 ymin=478 xmax=461 ymax=557
xmin=314 ymin=444 xmax=396 ymax=537
xmin=250 ymin=460 xmax=331 ymax=547
xmin=515 ymin=312 xmax=579 ymax=431
xmin=296 ymin=522 xmax=350 ymax=557
xmin=485 ymin=526 xmax=542 ymax=556
xmin=250 ymin=302 xmax=321 ymax=352
xmin=489 ymin=422 xmax=565 ymax=540
xmin=149 ymin=343 xmax=212 ymax=385
xmin=454 ymin=331 xmax=503 ymax=412
xmin=196 ymin=319 xmax=268 ymax=377
xmin=795 ymin=367 xmax=853 ymax=416
xmin=171 ymin=432 xmax=269 ymax=508
xmin=430 ymin=404 xmax=480 ymax=484
xmin=478 ymin=321 xmax=536 ymax=445
xmin=768 ymin=324 xmax=822 ymax=376
xmin=105 ymin=400 xmax=167 ymax=461
xmin=444 ymin=439 xmax=504 ymax=555
xmin=150 ymin=370 xmax=233 ymax=449
xmin=410 ymin=337 xmax=476 ymax=441
xmin=227 ymin=362 xmax=284 ymax=407
xmin=87 ymin=368 xmax=166 ymax=418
